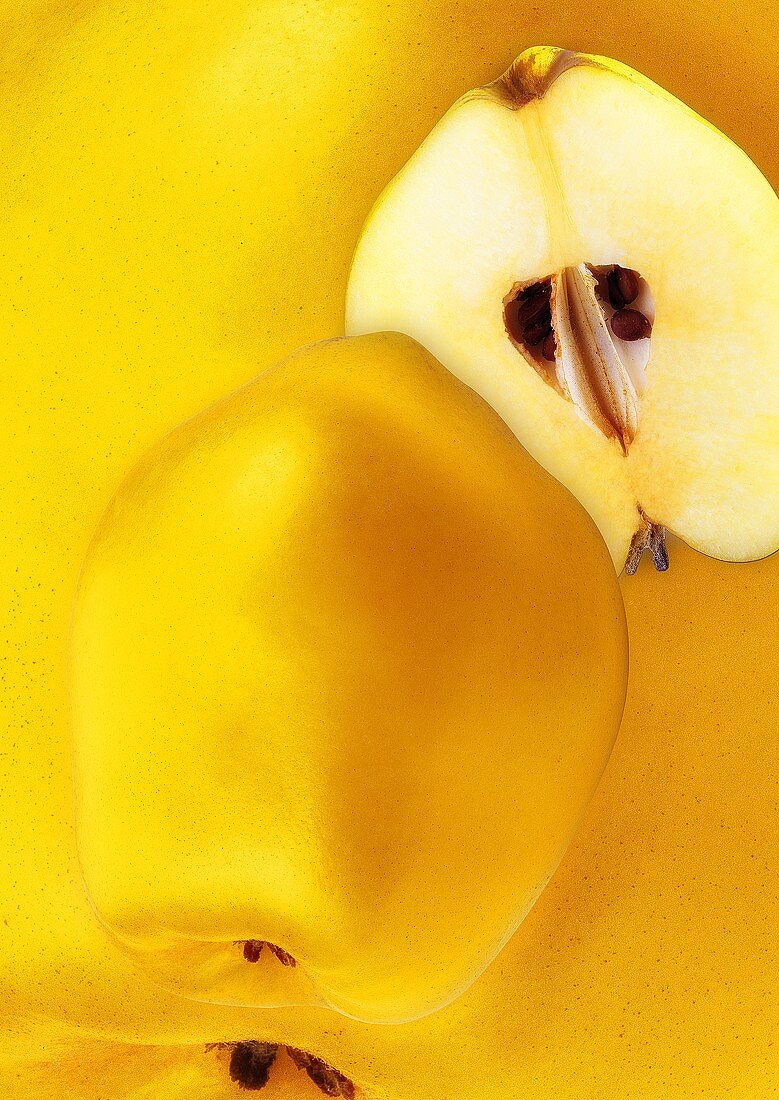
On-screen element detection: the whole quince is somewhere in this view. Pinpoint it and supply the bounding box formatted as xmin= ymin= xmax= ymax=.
xmin=70 ymin=333 xmax=626 ymax=1025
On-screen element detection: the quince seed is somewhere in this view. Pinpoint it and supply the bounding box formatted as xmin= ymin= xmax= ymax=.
xmin=610 ymin=308 xmax=652 ymax=341
xmin=607 ymin=265 xmax=640 ymax=309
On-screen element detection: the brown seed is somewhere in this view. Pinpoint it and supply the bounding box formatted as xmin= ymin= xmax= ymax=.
xmin=505 ymin=294 xmax=548 ymax=338
xmin=516 ymin=290 xmax=552 ymax=325
xmin=541 ymin=331 xmax=556 ymax=361
xmin=606 ymin=269 xmax=624 ymax=309
xmin=518 ymin=280 xmax=546 ymax=300
xmin=523 ymin=315 xmax=551 ymax=346
xmin=522 ymin=303 xmax=551 ymax=338
xmin=607 ymin=265 xmax=640 ymax=309
xmin=505 ymin=283 xmax=551 ymax=342
xmin=504 ymin=298 xmax=526 ymax=343
xmin=616 ymin=266 xmax=640 ymax=305
xmin=610 ymin=308 xmax=651 ymax=341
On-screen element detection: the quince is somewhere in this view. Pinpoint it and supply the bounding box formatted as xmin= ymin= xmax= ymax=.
xmin=346 ymin=46 xmax=779 ymax=572
xmin=69 ymin=333 xmax=626 ymax=1025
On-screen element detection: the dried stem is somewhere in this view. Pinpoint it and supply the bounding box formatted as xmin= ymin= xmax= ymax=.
xmin=625 ymin=521 xmax=668 ymax=575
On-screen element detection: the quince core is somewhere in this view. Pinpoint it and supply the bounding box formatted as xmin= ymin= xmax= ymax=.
xmin=346 ymin=46 xmax=779 ymax=572
xmin=69 ymin=333 xmax=626 ymax=1026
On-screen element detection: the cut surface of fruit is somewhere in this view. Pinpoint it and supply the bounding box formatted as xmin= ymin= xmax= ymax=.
xmin=346 ymin=45 xmax=779 ymax=572
xmin=69 ymin=332 xmax=626 ymax=1026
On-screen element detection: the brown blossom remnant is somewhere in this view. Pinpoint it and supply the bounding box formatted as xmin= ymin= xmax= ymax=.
xmin=228 ymin=1042 xmax=279 ymax=1091
xmin=625 ymin=517 xmax=668 ymax=574
xmin=287 ymin=1046 xmax=356 ymax=1098
xmin=234 ymin=939 xmax=297 ymax=965
xmin=240 ymin=939 xmax=263 ymax=963
xmin=267 ymin=942 xmax=297 ymax=967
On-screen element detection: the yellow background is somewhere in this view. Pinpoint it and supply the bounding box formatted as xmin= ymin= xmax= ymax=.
xmin=1 ymin=1 xmax=777 ymax=1095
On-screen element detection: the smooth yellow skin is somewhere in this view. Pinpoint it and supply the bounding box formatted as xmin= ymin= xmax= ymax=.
xmin=2 ymin=0 xmax=778 ymax=1095
xmin=70 ymin=333 xmax=626 ymax=1025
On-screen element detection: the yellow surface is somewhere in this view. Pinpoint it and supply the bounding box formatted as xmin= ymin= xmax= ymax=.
xmin=70 ymin=332 xmax=625 ymax=1025
xmin=1 ymin=0 xmax=778 ymax=1096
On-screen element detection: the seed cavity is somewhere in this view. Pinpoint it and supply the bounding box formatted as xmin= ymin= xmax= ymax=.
xmin=503 ymin=262 xmax=654 ymax=452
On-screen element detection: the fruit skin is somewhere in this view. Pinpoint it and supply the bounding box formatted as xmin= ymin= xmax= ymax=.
xmin=1 ymin=0 xmax=778 ymax=1095
xmin=345 ymin=45 xmax=779 ymax=570
xmin=70 ymin=332 xmax=626 ymax=1025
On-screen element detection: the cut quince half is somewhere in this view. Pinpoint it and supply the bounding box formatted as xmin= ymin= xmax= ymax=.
xmin=346 ymin=46 xmax=779 ymax=573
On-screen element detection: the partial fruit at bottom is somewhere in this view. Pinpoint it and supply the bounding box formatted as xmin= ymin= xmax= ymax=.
xmin=69 ymin=332 xmax=627 ymax=1026
xmin=346 ymin=45 xmax=779 ymax=573
xmin=1 ymin=1037 xmax=354 ymax=1099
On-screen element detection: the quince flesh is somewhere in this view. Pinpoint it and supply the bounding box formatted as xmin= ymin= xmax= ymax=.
xmin=70 ymin=332 xmax=627 ymax=1025
xmin=346 ymin=46 xmax=779 ymax=572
